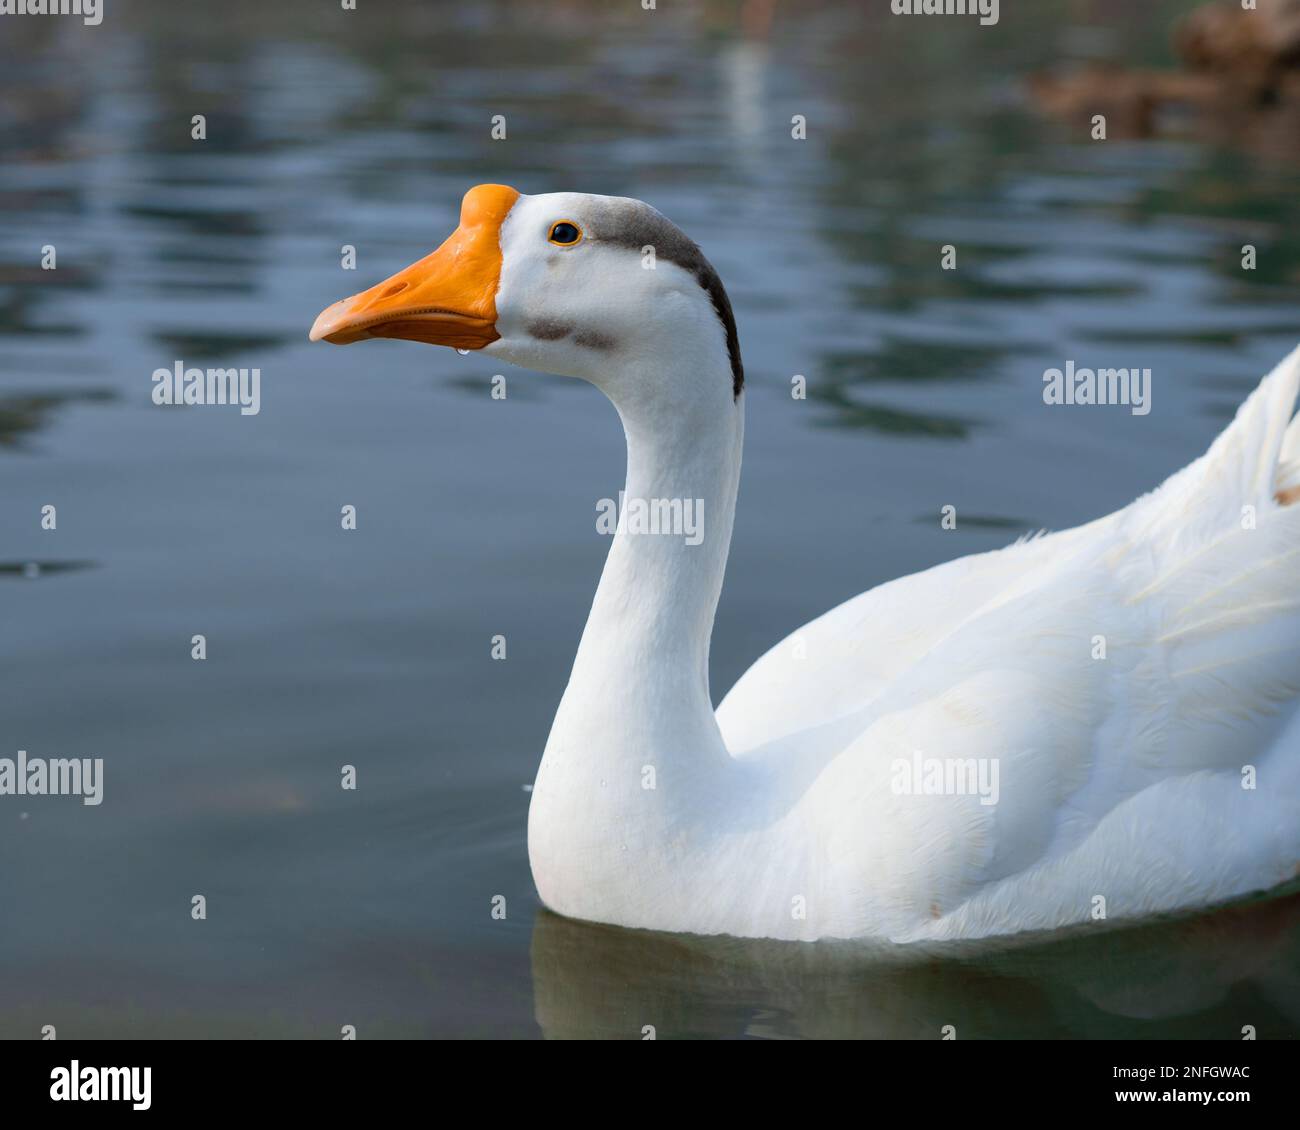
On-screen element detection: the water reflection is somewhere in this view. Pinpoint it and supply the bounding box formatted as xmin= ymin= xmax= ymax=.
xmin=150 ymin=331 xmax=289 ymax=360
xmin=0 ymin=560 xmax=97 ymax=579
xmin=532 ymin=891 xmax=1300 ymax=1039
xmin=0 ymin=389 xmax=115 ymax=448
xmin=0 ymin=293 xmax=85 ymax=340
xmin=810 ymin=387 xmax=976 ymax=438
xmin=1 ymin=0 xmax=1298 ymax=1040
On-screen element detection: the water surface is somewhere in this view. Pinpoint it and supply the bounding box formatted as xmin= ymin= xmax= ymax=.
xmin=2 ymin=0 xmax=1299 ymax=1038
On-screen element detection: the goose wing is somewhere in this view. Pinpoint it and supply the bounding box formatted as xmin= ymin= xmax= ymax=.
xmin=718 ymin=347 xmax=1300 ymax=938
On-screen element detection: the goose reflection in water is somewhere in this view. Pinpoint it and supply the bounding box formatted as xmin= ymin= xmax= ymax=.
xmin=529 ymin=890 xmax=1300 ymax=1039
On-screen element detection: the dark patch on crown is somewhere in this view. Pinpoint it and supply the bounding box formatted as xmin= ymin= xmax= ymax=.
xmin=585 ymin=199 xmax=744 ymax=399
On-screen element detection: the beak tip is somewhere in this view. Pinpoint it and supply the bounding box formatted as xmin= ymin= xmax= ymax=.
xmin=309 ymin=303 xmax=347 ymax=344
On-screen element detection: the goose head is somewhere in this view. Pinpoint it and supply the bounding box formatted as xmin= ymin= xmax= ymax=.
xmin=310 ymin=184 xmax=743 ymax=410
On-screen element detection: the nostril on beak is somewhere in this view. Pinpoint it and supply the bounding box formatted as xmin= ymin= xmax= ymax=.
xmin=381 ymin=282 xmax=408 ymax=299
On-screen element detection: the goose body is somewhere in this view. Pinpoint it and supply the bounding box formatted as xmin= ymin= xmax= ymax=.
xmin=313 ymin=185 xmax=1300 ymax=943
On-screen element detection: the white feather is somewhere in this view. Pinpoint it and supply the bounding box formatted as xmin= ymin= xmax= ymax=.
xmin=491 ymin=190 xmax=1300 ymax=942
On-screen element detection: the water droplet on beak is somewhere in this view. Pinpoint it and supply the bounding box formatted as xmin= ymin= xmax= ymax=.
xmin=456 ymin=348 xmax=469 ymax=356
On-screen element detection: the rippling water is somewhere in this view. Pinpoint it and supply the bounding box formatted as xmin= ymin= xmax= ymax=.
xmin=2 ymin=0 xmax=1299 ymax=1038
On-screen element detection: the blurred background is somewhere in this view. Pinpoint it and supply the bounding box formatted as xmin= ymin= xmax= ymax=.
xmin=1 ymin=0 xmax=1299 ymax=1038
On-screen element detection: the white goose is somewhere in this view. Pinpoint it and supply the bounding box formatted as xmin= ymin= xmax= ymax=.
xmin=312 ymin=184 xmax=1300 ymax=943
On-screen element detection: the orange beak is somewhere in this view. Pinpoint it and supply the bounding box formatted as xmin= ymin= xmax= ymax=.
xmin=309 ymin=183 xmax=520 ymax=350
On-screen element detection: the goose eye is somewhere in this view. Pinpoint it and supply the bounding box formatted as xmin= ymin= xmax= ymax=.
xmin=548 ymin=221 xmax=583 ymax=246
